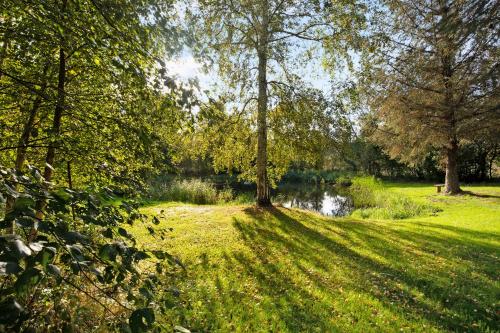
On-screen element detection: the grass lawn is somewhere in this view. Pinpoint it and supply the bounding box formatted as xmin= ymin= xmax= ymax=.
xmin=131 ymin=183 xmax=500 ymax=332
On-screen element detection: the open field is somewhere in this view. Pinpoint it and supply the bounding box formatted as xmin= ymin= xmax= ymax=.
xmin=131 ymin=183 xmax=500 ymax=332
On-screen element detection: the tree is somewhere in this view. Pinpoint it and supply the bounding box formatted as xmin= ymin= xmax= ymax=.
xmin=363 ymin=0 xmax=499 ymax=194
xmin=183 ymin=86 xmax=348 ymax=188
xmin=1 ymin=1 xmax=190 ymax=233
xmin=191 ymin=0 xmax=365 ymax=206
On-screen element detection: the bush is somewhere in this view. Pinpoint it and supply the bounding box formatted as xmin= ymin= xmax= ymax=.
xmin=149 ymin=179 xmax=233 ymax=204
xmin=335 ymin=176 xmax=352 ymax=187
xmin=349 ymin=176 xmax=438 ymax=219
xmin=0 ymin=166 xmax=181 ymax=332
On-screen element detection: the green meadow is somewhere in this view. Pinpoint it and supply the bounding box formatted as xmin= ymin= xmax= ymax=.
xmin=131 ymin=183 xmax=500 ymax=332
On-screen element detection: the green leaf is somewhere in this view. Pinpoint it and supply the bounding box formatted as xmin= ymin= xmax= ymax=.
xmin=14 ymin=268 xmax=42 ymax=295
xmin=102 ymin=228 xmax=113 ymax=238
xmin=35 ymin=246 xmax=56 ymax=267
xmin=67 ymin=245 xmax=84 ymax=261
xmin=134 ymin=251 xmax=150 ymax=261
xmin=99 ymin=244 xmax=117 ymax=262
xmin=0 ymin=297 xmax=24 ymax=325
xmin=174 ymin=326 xmax=191 ymax=333
xmin=15 ymin=216 xmax=37 ymax=228
xmin=151 ymin=250 xmax=166 ymax=259
xmin=47 ymin=264 xmax=61 ymax=277
xmin=0 ymin=262 xmax=22 ymax=275
xmin=129 ymin=308 xmax=155 ymax=333
xmin=11 ymin=239 xmax=32 ymax=258
xmin=147 ymin=226 xmax=155 ymax=235
xmin=118 ymin=227 xmax=130 ymax=238
xmin=29 ymin=242 xmax=44 ymax=253
xmin=13 ymin=196 xmax=35 ymax=211
xmin=63 ymin=231 xmax=88 ymax=244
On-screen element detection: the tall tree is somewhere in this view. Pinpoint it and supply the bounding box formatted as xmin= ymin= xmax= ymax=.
xmin=363 ymin=0 xmax=499 ymax=194
xmin=184 ymin=86 xmax=349 ymax=186
xmin=0 ymin=0 xmax=189 ymax=233
xmin=192 ymin=0 xmax=364 ymax=206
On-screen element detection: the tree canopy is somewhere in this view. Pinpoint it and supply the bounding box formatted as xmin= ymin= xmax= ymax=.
xmin=362 ymin=0 xmax=499 ymax=193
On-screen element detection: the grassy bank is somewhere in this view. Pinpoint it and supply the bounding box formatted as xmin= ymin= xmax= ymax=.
xmin=349 ymin=177 xmax=440 ymax=219
xmin=147 ymin=178 xmax=234 ymax=204
xmin=130 ymin=183 xmax=500 ymax=332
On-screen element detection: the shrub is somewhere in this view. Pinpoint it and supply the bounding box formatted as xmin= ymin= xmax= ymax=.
xmin=149 ymin=178 xmax=234 ymax=204
xmin=335 ymin=176 xmax=352 ymax=187
xmin=349 ymin=176 xmax=438 ymax=219
xmin=0 ymin=166 xmax=182 ymax=332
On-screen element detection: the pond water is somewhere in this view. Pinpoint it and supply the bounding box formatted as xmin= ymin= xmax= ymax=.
xmin=231 ymin=183 xmax=354 ymax=217
xmin=273 ymin=183 xmax=354 ymax=217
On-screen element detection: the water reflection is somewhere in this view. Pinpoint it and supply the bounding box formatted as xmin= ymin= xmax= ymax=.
xmin=272 ymin=184 xmax=353 ymax=217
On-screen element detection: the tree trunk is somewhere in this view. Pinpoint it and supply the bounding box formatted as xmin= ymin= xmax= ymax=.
xmin=488 ymin=145 xmax=497 ymax=180
xmin=4 ymin=99 xmax=43 ymax=234
xmin=255 ymin=1 xmax=271 ymax=207
xmin=0 ymin=18 xmax=10 ymax=80
xmin=30 ymin=46 xmax=66 ymax=240
xmin=67 ymin=160 xmax=76 ymax=222
xmin=4 ymin=62 xmax=49 ymax=234
xmin=444 ymin=141 xmax=461 ymax=194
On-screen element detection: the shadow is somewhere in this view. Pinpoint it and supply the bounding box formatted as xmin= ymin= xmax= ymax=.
xmin=228 ymin=207 xmax=499 ymax=332
xmin=460 ymin=190 xmax=500 ymax=199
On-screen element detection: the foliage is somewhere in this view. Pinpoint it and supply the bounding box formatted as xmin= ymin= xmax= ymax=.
xmin=348 ymin=177 xmax=438 ymax=219
xmin=344 ymin=135 xmax=500 ymax=182
xmin=0 ymin=0 xmax=191 ymax=189
xmin=0 ymin=166 xmax=182 ymax=332
xmin=360 ymin=0 xmax=500 ymax=192
xmin=132 ymin=184 xmax=500 ymax=332
xmin=190 ymin=0 xmax=366 ymax=204
xmin=149 ymin=178 xmax=234 ymax=205
xmin=181 ymin=89 xmax=350 ymax=187
xmin=281 ymin=169 xmax=353 ymax=185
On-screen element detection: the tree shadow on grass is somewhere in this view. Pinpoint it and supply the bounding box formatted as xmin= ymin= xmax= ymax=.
xmin=459 ymin=190 xmax=500 ymax=199
xmin=231 ymin=207 xmax=499 ymax=332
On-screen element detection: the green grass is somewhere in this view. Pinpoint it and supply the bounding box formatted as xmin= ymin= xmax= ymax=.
xmin=349 ymin=176 xmax=440 ymax=219
xmin=130 ymin=183 xmax=500 ymax=332
xmin=147 ymin=178 xmax=234 ymax=204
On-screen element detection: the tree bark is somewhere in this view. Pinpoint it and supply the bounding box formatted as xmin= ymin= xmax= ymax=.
xmin=4 ymin=99 xmax=43 ymax=234
xmin=0 ymin=18 xmax=10 ymax=80
xmin=4 ymin=63 xmax=49 ymax=234
xmin=255 ymin=0 xmax=271 ymax=207
xmin=488 ymin=145 xmax=497 ymax=180
xmin=30 ymin=44 xmax=66 ymax=240
xmin=444 ymin=141 xmax=461 ymax=194
xmin=67 ymin=160 xmax=76 ymax=222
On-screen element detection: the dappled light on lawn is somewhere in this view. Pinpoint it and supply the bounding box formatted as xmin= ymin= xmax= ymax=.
xmin=131 ymin=184 xmax=500 ymax=332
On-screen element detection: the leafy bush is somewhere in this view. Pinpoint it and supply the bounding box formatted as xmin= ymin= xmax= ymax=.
xmin=335 ymin=176 xmax=352 ymax=187
xmin=349 ymin=176 xmax=438 ymax=219
xmin=0 ymin=166 xmax=184 ymax=332
xmin=149 ymin=178 xmax=233 ymax=204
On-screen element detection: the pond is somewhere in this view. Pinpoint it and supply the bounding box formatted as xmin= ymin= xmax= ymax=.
xmin=232 ymin=183 xmax=354 ymax=217
xmin=273 ymin=183 xmax=354 ymax=217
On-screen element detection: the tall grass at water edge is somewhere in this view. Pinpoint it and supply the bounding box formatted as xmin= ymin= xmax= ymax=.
xmin=349 ymin=176 xmax=439 ymax=219
xmin=148 ymin=178 xmax=234 ymax=204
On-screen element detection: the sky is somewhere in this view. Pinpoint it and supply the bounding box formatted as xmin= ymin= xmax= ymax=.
xmin=165 ymin=51 xmax=337 ymax=102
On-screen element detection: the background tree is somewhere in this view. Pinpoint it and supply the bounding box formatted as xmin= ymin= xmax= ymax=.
xmin=180 ymin=86 xmax=352 ymax=190
xmin=362 ymin=0 xmax=499 ymax=194
xmin=191 ymin=0 xmax=365 ymax=206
